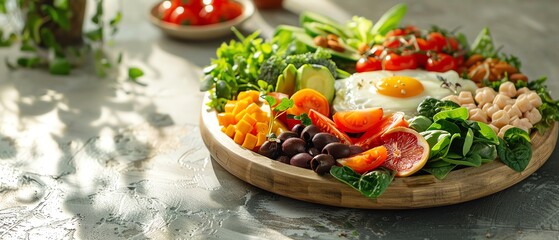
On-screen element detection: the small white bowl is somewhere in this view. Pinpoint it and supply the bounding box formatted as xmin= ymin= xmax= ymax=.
xmin=149 ymin=0 xmax=255 ymax=40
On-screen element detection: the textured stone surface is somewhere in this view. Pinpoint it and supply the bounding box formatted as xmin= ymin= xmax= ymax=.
xmin=0 ymin=0 xmax=558 ymax=239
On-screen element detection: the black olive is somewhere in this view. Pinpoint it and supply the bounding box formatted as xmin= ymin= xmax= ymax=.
xmin=291 ymin=124 xmax=306 ymax=136
xmin=300 ymin=125 xmax=320 ymax=142
xmin=349 ymin=145 xmax=364 ymax=155
xmin=277 ymin=131 xmax=299 ymax=143
xmin=322 ymin=142 xmax=351 ymax=159
xmin=308 ymin=147 xmax=320 ymax=156
xmin=282 ymin=138 xmax=307 ymax=157
xmin=258 ymin=141 xmax=280 ymax=159
xmin=310 ymin=154 xmax=336 ymax=175
xmin=276 ymin=155 xmax=291 ymax=164
xmin=312 ymin=132 xmax=339 ymax=151
xmin=290 ymin=153 xmax=313 ymax=169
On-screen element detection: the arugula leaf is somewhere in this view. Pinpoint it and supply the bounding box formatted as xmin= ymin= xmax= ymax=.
xmin=497 ymin=127 xmax=532 ymax=172
xmin=330 ymin=166 xmax=394 ymax=199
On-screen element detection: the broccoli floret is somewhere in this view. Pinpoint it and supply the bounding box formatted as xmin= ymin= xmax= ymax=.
xmin=258 ymin=55 xmax=287 ymax=87
xmin=286 ymin=48 xmax=338 ymax=79
xmin=257 ymin=48 xmax=339 ymax=89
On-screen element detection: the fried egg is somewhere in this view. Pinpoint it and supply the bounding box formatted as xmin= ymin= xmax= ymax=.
xmin=333 ymin=70 xmax=478 ymax=115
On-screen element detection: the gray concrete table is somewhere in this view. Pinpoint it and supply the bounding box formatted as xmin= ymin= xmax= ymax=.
xmin=0 ymin=0 xmax=558 ymax=239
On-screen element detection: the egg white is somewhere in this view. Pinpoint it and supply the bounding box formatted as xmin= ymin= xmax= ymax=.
xmin=333 ymin=70 xmax=478 ymax=116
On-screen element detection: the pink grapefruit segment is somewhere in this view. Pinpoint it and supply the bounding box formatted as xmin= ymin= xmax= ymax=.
xmin=380 ymin=127 xmax=430 ymax=177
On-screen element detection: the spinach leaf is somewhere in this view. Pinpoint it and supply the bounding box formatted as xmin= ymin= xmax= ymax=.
xmin=409 ymin=116 xmax=433 ymax=132
xmin=470 ymin=142 xmax=497 ymax=163
xmin=462 ymin=128 xmax=474 ymax=156
xmin=421 ymin=130 xmax=450 ymax=158
xmin=428 ymin=119 xmax=461 ymax=134
xmin=422 ymin=164 xmax=457 ymax=180
xmin=468 ymin=121 xmax=500 ymax=145
xmin=442 ymin=152 xmax=482 ymax=167
xmin=417 ymin=98 xmax=460 ymax=120
xmin=497 ymin=128 xmax=532 ymax=172
xmin=330 ymin=166 xmax=394 ymax=199
xmin=433 ymin=107 xmax=469 ymax=122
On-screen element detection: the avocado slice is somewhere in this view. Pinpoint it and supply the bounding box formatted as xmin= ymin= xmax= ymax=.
xmin=296 ymin=64 xmax=336 ymax=103
xmin=273 ymin=25 xmax=306 ymax=36
xmin=275 ymin=64 xmax=297 ymax=96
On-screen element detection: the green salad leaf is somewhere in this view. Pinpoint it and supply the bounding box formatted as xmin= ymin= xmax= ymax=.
xmin=372 ymin=3 xmax=407 ymax=36
xmin=497 ymin=128 xmax=532 ymax=172
xmin=330 ymin=166 xmax=394 ymax=199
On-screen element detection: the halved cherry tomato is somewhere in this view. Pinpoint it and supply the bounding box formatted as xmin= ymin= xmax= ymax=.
xmin=336 ymin=145 xmax=387 ymax=174
xmin=355 ymin=112 xmax=408 ymax=150
xmin=286 ymin=88 xmax=330 ymax=118
xmin=333 ymin=108 xmax=383 ymax=133
xmin=426 ymin=53 xmax=456 ymax=72
xmin=308 ymin=109 xmax=352 ymax=144
xmin=383 ymin=53 xmax=417 ymax=71
xmin=169 ymin=6 xmax=200 ymax=25
xmin=356 ymin=57 xmax=382 ymax=73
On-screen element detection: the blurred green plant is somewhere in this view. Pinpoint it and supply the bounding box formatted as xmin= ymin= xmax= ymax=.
xmin=0 ymin=0 xmax=143 ymax=81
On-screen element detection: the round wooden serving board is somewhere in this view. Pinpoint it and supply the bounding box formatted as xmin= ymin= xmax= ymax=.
xmin=199 ymin=97 xmax=558 ymax=209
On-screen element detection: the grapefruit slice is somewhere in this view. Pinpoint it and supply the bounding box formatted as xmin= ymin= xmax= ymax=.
xmin=380 ymin=127 xmax=430 ymax=177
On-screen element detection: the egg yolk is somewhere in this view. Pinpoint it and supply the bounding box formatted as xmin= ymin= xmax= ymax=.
xmin=375 ymin=76 xmax=424 ymax=98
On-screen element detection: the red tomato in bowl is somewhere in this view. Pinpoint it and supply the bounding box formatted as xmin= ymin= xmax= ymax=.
xmin=169 ymin=6 xmax=200 ymax=25
xmin=199 ymin=4 xmax=224 ymax=25
xmin=158 ymin=1 xmax=179 ymax=22
xmin=221 ymin=1 xmax=243 ymax=21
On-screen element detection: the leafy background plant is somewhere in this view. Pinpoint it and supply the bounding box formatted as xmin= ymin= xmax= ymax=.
xmin=0 ymin=0 xmax=142 ymax=81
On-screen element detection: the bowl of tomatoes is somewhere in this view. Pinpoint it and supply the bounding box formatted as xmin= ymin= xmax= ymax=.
xmin=149 ymin=0 xmax=255 ymax=40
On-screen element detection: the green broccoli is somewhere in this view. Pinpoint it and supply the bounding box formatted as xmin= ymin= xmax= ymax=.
xmin=258 ymin=48 xmax=338 ymax=89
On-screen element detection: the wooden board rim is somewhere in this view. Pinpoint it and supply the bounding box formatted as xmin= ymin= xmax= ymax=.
xmin=199 ymin=98 xmax=558 ymax=209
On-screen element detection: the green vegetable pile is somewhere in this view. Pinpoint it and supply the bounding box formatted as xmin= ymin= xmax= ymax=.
xmin=410 ymin=98 xmax=533 ymax=179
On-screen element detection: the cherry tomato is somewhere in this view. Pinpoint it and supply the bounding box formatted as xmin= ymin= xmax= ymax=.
xmin=221 ymin=1 xmax=243 ymax=20
xmin=368 ymin=45 xmax=385 ymax=57
xmin=333 ymin=108 xmax=384 ymax=133
xmin=158 ymin=1 xmax=178 ymax=22
xmin=385 ymin=28 xmax=406 ymax=38
xmin=413 ymin=38 xmax=433 ymax=68
xmin=427 ymin=32 xmax=447 ymax=52
xmin=336 ymin=145 xmax=387 ymax=174
xmin=382 ymin=38 xmax=402 ymax=49
xmin=308 ymin=109 xmax=352 ymax=145
xmin=356 ymin=56 xmax=382 ymax=73
xmin=426 ymin=53 xmax=456 ymax=72
xmin=199 ymin=4 xmax=223 ymax=25
xmin=383 ymin=53 xmax=417 ymax=71
xmin=355 ymin=112 xmax=408 ymax=150
xmin=169 ymin=6 xmax=200 ymax=25
xmin=443 ymin=37 xmax=460 ymax=53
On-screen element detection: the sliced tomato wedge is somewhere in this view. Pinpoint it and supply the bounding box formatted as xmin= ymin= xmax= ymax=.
xmin=336 ymin=145 xmax=387 ymax=174
xmin=308 ymin=109 xmax=352 ymax=145
xmin=354 ymin=112 xmax=408 ymax=150
xmin=332 ymin=108 xmax=383 ymax=133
